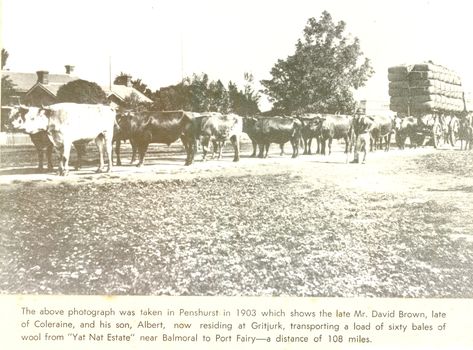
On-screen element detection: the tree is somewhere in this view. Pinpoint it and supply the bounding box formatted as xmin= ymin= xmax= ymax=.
xmin=121 ymin=92 xmax=152 ymax=110
xmin=152 ymin=72 xmax=260 ymax=114
xmin=56 ymin=79 xmax=107 ymax=104
xmin=227 ymin=74 xmax=261 ymax=116
xmin=1 ymin=49 xmax=9 ymax=69
xmin=114 ymin=72 xmax=153 ymax=99
xmin=1 ymin=75 xmax=16 ymax=105
xmin=261 ymin=11 xmax=374 ymax=114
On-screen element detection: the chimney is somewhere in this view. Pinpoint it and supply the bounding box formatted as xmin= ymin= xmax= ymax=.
xmin=65 ymin=65 xmax=75 ymax=75
xmin=36 ymin=70 xmax=49 ymax=84
xmin=116 ymin=74 xmax=132 ymax=87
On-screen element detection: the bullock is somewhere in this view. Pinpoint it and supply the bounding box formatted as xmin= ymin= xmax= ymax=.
xmin=243 ymin=116 xmax=302 ymax=158
xmin=299 ymin=115 xmax=323 ymax=155
xmin=191 ymin=112 xmax=224 ymax=157
xmin=242 ymin=116 xmax=285 ymax=157
xmin=458 ymin=115 xmax=473 ymax=150
xmin=319 ymin=114 xmax=352 ymax=155
xmin=393 ymin=114 xmax=405 ymax=149
xmin=367 ymin=115 xmax=394 ymax=151
xmin=9 ymin=105 xmax=89 ymax=173
xmin=200 ymin=113 xmax=242 ymax=162
xmin=129 ymin=110 xmax=196 ymax=166
xmin=113 ymin=110 xmax=140 ymax=166
xmin=394 ymin=116 xmax=423 ymax=149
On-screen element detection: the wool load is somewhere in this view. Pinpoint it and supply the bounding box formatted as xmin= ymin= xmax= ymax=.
xmin=388 ymin=63 xmax=464 ymax=114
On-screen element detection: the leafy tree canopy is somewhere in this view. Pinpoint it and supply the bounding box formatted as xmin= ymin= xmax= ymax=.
xmin=56 ymin=79 xmax=107 ymax=104
xmin=261 ymin=11 xmax=374 ymax=114
xmin=153 ymin=73 xmax=260 ymax=115
xmin=1 ymin=49 xmax=9 ymax=70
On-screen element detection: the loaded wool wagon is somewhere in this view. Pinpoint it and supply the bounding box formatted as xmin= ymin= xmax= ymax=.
xmin=388 ymin=62 xmax=465 ymax=147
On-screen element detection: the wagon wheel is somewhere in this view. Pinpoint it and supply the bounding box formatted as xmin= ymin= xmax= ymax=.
xmin=432 ymin=123 xmax=441 ymax=149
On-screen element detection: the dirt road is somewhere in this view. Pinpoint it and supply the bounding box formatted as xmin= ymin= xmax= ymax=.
xmin=1 ymin=140 xmax=472 ymax=296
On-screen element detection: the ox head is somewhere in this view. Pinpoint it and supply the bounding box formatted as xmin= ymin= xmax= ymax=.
xmin=393 ymin=114 xmax=403 ymax=131
xmin=9 ymin=105 xmax=49 ymax=134
xmin=242 ymin=116 xmax=258 ymax=133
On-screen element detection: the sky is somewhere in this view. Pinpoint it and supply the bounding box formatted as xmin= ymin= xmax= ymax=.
xmin=2 ymin=0 xmax=473 ymax=110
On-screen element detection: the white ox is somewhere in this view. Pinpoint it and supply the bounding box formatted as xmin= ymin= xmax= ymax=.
xmin=200 ymin=113 xmax=242 ymax=162
xmin=11 ymin=103 xmax=116 ymax=176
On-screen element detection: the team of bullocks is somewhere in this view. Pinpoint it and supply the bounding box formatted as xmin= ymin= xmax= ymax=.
xmin=5 ymin=103 xmax=473 ymax=175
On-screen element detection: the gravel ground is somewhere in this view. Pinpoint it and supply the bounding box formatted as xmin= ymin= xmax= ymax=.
xmin=0 ymin=140 xmax=472 ymax=296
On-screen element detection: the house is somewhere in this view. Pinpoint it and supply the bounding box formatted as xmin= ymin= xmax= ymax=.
xmin=103 ymin=75 xmax=152 ymax=107
xmin=1 ymin=69 xmax=151 ymax=145
xmin=1 ymin=65 xmax=79 ymax=106
xmin=2 ymin=68 xmax=152 ymax=107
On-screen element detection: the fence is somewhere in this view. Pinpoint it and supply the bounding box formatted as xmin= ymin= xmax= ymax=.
xmin=0 ymin=132 xmax=32 ymax=146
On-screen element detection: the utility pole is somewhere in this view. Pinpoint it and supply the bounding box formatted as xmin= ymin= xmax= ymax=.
xmin=180 ymin=32 xmax=184 ymax=84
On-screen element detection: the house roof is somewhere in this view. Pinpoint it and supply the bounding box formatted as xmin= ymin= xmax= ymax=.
xmin=103 ymin=84 xmax=153 ymax=103
xmin=2 ymin=70 xmax=79 ymax=94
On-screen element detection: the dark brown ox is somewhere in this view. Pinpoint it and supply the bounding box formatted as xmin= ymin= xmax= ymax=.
xmin=200 ymin=113 xmax=242 ymax=162
xmin=458 ymin=115 xmax=473 ymax=150
xmin=113 ymin=110 xmax=143 ymax=165
xmin=243 ymin=116 xmax=302 ymax=158
xmin=242 ymin=116 xmax=285 ymax=157
xmin=394 ymin=116 xmax=421 ymax=149
xmin=299 ymin=114 xmax=323 ymax=155
xmin=130 ymin=110 xmax=196 ymax=166
xmin=319 ymin=114 xmax=352 ymax=155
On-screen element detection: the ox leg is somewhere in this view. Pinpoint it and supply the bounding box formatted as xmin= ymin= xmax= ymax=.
xmin=280 ymin=143 xmax=284 ymax=156
xmin=73 ymin=142 xmax=86 ymax=170
xmin=231 ymin=135 xmax=240 ymax=162
xmin=37 ymin=148 xmax=44 ymax=172
xmin=264 ymin=143 xmax=270 ymax=158
xmin=250 ymin=140 xmax=257 ymax=157
xmin=257 ymin=143 xmax=265 ymax=158
xmin=130 ymin=140 xmax=137 ymax=164
xmin=137 ymin=143 xmax=149 ymax=167
xmin=291 ymin=139 xmax=297 ymax=158
xmin=307 ymin=138 xmax=312 ymax=155
xmin=385 ymin=134 xmax=391 ymax=151
xmin=201 ymin=136 xmax=210 ymax=161
xmin=217 ymin=141 xmax=224 ymax=160
xmin=181 ymin=136 xmax=194 ymax=166
xmin=46 ymin=144 xmax=53 ymax=171
xmin=328 ymin=138 xmax=333 ymax=155
xmin=59 ymin=142 xmax=72 ymax=176
xmin=104 ymin=132 xmax=113 ymax=172
xmin=94 ymin=135 xmax=105 ymax=173
xmin=316 ymin=137 xmax=321 ymax=154
xmin=115 ymin=140 xmax=122 ymax=166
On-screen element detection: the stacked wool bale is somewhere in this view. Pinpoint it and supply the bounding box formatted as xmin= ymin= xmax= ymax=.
xmin=388 ymin=63 xmax=464 ymax=114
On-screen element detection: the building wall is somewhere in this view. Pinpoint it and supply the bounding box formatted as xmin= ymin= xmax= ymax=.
xmin=23 ymin=88 xmax=57 ymax=107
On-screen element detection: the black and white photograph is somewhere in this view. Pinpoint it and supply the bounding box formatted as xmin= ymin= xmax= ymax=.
xmin=1 ymin=0 xmax=472 ymax=302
